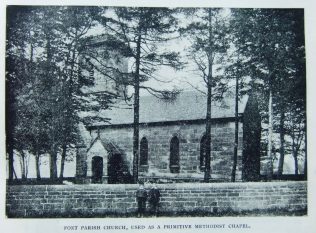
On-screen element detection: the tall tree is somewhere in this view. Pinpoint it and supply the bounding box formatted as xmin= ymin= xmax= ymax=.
xmin=96 ymin=7 xmax=182 ymax=183
xmin=6 ymin=6 xmax=115 ymax=181
xmin=227 ymin=59 xmax=241 ymax=182
xmin=224 ymin=53 xmax=253 ymax=181
xmin=180 ymin=8 xmax=230 ymax=182
xmin=56 ymin=6 xmax=104 ymax=179
xmin=230 ymin=9 xmax=306 ymax=179
xmin=6 ymin=6 xmax=36 ymax=181
xmin=38 ymin=7 xmax=64 ymax=181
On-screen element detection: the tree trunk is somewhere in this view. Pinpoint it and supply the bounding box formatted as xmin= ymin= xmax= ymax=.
xmin=293 ymin=152 xmax=299 ymax=175
xmin=59 ymin=43 xmax=76 ymax=181
xmin=25 ymin=154 xmax=29 ymax=178
xmin=267 ymin=87 xmax=274 ymax=180
xmin=46 ymin=33 xmax=58 ymax=182
xmin=291 ymin=130 xmax=299 ymax=175
xmin=13 ymin=167 xmax=17 ymax=179
xmin=8 ymin=144 xmax=14 ymax=181
xmin=35 ymin=152 xmax=41 ymax=180
xmin=231 ymin=75 xmax=239 ymax=182
xmin=50 ymin=145 xmax=58 ymax=181
xmin=6 ymin=81 xmax=16 ymax=182
xmin=304 ymin=122 xmax=307 ymax=179
xmin=21 ymin=151 xmax=26 ymax=180
xmin=204 ymin=8 xmax=213 ymax=182
xmin=132 ymin=26 xmax=142 ymax=184
xmin=277 ymin=106 xmax=285 ymax=176
xmin=59 ymin=143 xmax=67 ymax=180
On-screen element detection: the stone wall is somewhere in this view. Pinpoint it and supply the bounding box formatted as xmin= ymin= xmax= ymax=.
xmin=89 ymin=120 xmax=244 ymax=182
xmin=6 ymin=181 xmax=307 ymax=217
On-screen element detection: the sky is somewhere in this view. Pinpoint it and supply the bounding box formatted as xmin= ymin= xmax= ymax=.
xmin=86 ymin=7 xmax=231 ymax=96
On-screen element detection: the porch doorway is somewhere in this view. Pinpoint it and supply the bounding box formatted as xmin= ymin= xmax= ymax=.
xmin=108 ymin=153 xmax=125 ymax=184
xmin=92 ymin=156 xmax=103 ymax=183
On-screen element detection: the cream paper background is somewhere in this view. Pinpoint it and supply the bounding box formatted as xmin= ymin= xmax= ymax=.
xmin=1 ymin=0 xmax=315 ymax=232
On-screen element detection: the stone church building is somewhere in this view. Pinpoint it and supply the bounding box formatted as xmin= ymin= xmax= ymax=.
xmin=75 ymin=34 xmax=261 ymax=184
xmin=76 ymin=91 xmax=261 ymax=184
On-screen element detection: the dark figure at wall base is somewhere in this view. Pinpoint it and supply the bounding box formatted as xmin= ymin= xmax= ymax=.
xmin=148 ymin=183 xmax=160 ymax=217
xmin=136 ymin=182 xmax=147 ymax=217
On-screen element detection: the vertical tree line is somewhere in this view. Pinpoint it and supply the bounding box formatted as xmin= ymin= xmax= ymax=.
xmin=6 ymin=6 xmax=111 ymax=182
xmin=230 ymin=9 xmax=306 ymax=178
xmin=94 ymin=7 xmax=182 ymax=183
xmin=180 ymin=8 xmax=231 ymax=181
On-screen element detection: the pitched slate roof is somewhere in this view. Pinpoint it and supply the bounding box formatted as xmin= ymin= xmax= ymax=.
xmin=96 ymin=91 xmax=248 ymax=126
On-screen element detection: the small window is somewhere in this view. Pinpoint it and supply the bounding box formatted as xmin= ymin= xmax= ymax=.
xmin=140 ymin=137 xmax=148 ymax=166
xmin=170 ymin=136 xmax=180 ymax=173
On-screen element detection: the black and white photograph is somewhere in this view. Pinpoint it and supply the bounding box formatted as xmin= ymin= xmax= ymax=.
xmin=2 ymin=0 xmax=316 ymax=232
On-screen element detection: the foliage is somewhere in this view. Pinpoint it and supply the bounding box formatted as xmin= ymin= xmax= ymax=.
xmin=96 ymin=7 xmax=183 ymax=182
xmin=180 ymin=8 xmax=231 ymax=181
xmin=230 ymin=9 xmax=306 ymax=175
xmin=6 ymin=6 xmax=115 ymax=180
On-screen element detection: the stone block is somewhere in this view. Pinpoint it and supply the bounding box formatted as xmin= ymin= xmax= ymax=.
xmin=6 ymin=182 xmax=307 ymax=217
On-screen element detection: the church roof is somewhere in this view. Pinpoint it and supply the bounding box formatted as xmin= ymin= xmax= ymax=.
xmin=94 ymin=91 xmax=248 ymax=126
xmin=87 ymin=135 xmax=125 ymax=155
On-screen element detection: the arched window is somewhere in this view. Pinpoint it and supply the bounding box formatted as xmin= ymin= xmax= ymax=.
xmin=170 ymin=136 xmax=180 ymax=173
xmin=140 ymin=137 xmax=148 ymax=166
xmin=200 ymin=134 xmax=207 ymax=171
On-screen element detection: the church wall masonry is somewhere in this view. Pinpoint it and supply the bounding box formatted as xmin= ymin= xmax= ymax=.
xmin=77 ymin=92 xmax=261 ymax=183
xmin=89 ymin=120 xmax=244 ymax=182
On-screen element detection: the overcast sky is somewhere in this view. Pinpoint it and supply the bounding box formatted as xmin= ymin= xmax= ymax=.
xmin=86 ymin=8 xmax=232 ymax=96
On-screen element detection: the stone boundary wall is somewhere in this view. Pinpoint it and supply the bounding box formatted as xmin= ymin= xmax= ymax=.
xmin=6 ymin=181 xmax=307 ymax=217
